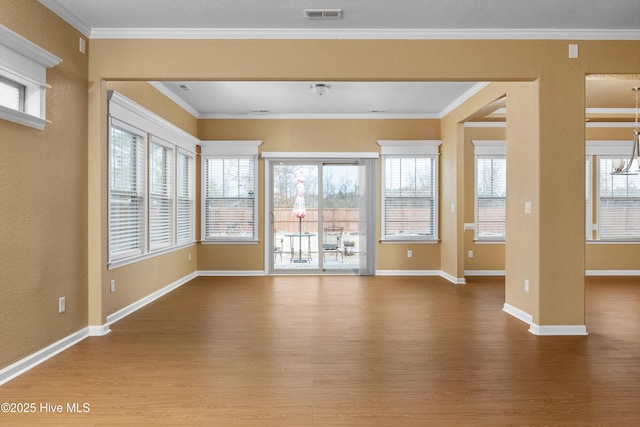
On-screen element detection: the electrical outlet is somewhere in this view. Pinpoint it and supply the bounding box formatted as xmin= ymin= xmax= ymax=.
xmin=58 ymin=297 xmax=66 ymax=313
xmin=468 ymin=250 xmax=474 ymax=258
xmin=110 ymin=280 xmax=115 ymax=293
xmin=524 ymin=279 xmax=530 ymax=293
xmin=407 ymin=250 xmax=413 ymax=258
xmin=188 ymin=252 xmax=191 ymax=261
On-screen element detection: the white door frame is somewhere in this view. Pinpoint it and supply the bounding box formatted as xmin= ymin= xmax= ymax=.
xmin=263 ymin=152 xmax=378 ymax=275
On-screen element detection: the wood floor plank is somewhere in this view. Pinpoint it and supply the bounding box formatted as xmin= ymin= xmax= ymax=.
xmin=0 ymin=275 xmax=639 ymax=425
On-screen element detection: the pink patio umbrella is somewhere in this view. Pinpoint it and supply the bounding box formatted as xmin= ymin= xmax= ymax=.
xmin=292 ymin=171 xmax=307 ymax=262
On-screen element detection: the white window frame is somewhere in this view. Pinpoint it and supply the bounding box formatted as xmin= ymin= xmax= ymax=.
xmin=0 ymin=25 xmax=61 ymax=130
xmin=148 ymin=136 xmax=175 ymax=252
xmin=586 ymin=156 xmax=594 ymax=241
xmin=176 ymin=149 xmax=196 ymax=245
xmin=378 ymin=140 xmax=441 ymax=242
xmin=472 ymin=140 xmax=506 ymax=242
xmin=108 ymin=119 xmax=147 ymax=262
xmin=108 ymin=91 xmax=198 ymax=268
xmin=200 ymin=141 xmax=262 ymax=244
xmin=586 ymin=140 xmax=640 ymax=243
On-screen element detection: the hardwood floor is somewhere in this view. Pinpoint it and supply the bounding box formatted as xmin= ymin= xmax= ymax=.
xmin=1 ymin=275 xmax=639 ymax=426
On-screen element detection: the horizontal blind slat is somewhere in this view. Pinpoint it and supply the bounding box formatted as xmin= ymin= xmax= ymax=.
xmin=598 ymin=158 xmax=640 ymax=239
xmin=383 ymin=156 xmax=435 ymax=238
xmin=204 ymin=156 xmax=256 ymax=239
xmin=109 ymin=125 xmax=145 ymax=262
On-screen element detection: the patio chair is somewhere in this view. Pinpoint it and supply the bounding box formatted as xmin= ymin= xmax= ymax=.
xmin=274 ymin=234 xmax=284 ymax=261
xmin=323 ymin=226 xmax=344 ymax=262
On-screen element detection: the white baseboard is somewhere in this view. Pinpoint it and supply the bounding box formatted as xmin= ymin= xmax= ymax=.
xmin=0 ymin=328 xmax=90 ymax=386
xmin=375 ymin=270 xmax=466 ymax=284
xmin=375 ymin=269 xmax=441 ymax=276
xmin=529 ymin=324 xmax=588 ymax=336
xmin=503 ymin=303 xmax=533 ymax=325
xmin=1 ymin=272 xmax=197 ymax=386
xmin=439 ymin=271 xmax=466 ymax=285
xmin=586 ymin=270 xmax=640 ymax=276
xmin=4 ymin=268 xmax=593 ymax=386
xmin=198 ymin=270 xmax=266 ymax=277
xmin=106 ymin=271 xmax=198 ymax=326
xmin=465 ymin=270 xmax=506 ymax=276
xmin=88 ymin=324 xmax=111 ymax=337
xmin=503 ymin=303 xmax=588 ymax=336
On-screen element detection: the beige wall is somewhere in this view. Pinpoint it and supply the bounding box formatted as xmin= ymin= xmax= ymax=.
xmin=82 ymin=38 xmax=638 ymax=329
xmin=441 ymin=83 xmax=513 ymax=282
xmin=463 ymin=122 xmax=640 ymax=275
xmin=101 ymin=82 xmax=198 ymax=319
xmin=198 ymin=118 xmax=441 ymax=271
xmin=463 ymin=126 xmax=507 ymax=272
xmin=108 ymin=81 xmax=198 ymax=137
xmin=0 ymin=1 xmax=88 ymax=367
xmin=3 ymin=0 xmax=640 ymax=373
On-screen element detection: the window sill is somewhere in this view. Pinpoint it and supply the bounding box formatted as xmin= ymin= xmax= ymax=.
xmin=380 ymin=239 xmax=439 ymax=244
xmin=587 ymin=240 xmax=640 ymax=245
xmin=473 ymin=240 xmax=505 ymax=245
xmin=200 ymin=239 xmax=259 ymax=245
xmin=0 ymin=105 xmax=46 ymax=130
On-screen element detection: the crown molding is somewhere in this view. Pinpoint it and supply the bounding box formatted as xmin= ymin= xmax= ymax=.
xmin=88 ymin=27 xmax=640 ymax=41
xmin=198 ymin=112 xmax=441 ymax=120
xmin=35 ymin=0 xmax=640 ymax=41
xmin=148 ymin=82 xmax=201 ymax=118
xmin=440 ymin=82 xmax=491 ymax=117
xmin=108 ymin=90 xmax=200 ymax=149
xmin=38 ymin=0 xmax=91 ymax=37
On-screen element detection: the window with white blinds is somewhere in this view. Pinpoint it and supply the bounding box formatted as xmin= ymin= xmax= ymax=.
xmin=473 ymin=141 xmax=507 ymax=242
xmin=109 ymin=121 xmax=146 ymax=261
xmin=149 ymin=139 xmax=174 ymax=251
xmin=0 ymin=76 xmax=24 ymax=111
xmin=0 ymin=25 xmax=61 ymax=129
xmin=176 ymin=151 xmax=195 ymax=244
xmin=108 ymin=91 xmax=197 ymax=267
xmin=203 ymin=157 xmax=257 ymax=241
xmin=382 ymin=156 xmax=437 ymax=240
xmin=378 ymin=140 xmax=441 ymax=242
xmin=597 ymin=157 xmax=640 ymax=240
xmin=475 ymin=157 xmax=506 ymax=240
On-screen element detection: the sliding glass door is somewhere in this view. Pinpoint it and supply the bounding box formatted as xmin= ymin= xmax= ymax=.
xmin=271 ymin=162 xmax=319 ymax=270
xmin=268 ymin=158 xmax=374 ymax=274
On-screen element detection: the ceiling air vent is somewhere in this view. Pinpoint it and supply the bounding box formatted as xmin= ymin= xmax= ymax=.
xmin=304 ymin=9 xmax=343 ymax=20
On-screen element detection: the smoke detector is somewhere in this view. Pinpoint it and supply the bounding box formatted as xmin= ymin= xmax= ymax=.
xmin=304 ymin=9 xmax=343 ymax=20
xmin=311 ymin=83 xmax=330 ymax=96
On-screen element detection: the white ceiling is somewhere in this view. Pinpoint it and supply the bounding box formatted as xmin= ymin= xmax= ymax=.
xmin=39 ymin=0 xmax=640 ymax=119
xmin=40 ymin=0 xmax=640 ymax=38
xmin=150 ymin=81 xmax=486 ymax=119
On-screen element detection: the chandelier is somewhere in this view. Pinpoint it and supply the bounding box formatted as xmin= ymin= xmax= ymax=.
xmin=612 ymin=87 xmax=640 ymax=175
